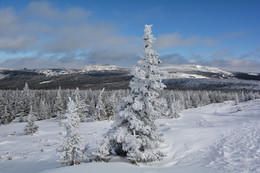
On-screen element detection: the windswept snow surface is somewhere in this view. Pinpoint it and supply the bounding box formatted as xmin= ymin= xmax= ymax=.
xmin=0 ymin=100 xmax=259 ymax=173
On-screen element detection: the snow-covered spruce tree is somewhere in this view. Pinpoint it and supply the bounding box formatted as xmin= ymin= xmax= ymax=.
xmin=18 ymin=83 xmax=32 ymax=122
xmin=57 ymin=97 xmax=84 ymax=166
xmin=168 ymin=97 xmax=180 ymax=119
xmin=94 ymin=88 xmax=107 ymax=121
xmin=37 ymin=99 xmax=50 ymax=120
xmin=234 ymin=93 xmax=239 ymax=105
xmin=201 ymin=91 xmax=210 ymax=106
xmin=24 ymin=106 xmax=39 ymax=135
xmin=74 ymin=88 xmax=88 ymax=122
xmin=87 ymin=97 xmax=96 ymax=122
xmin=53 ymin=87 xmax=65 ymax=123
xmin=8 ymin=91 xmax=20 ymax=122
xmin=105 ymin=92 xmax=117 ymax=120
xmin=0 ymin=93 xmax=6 ymax=125
xmin=1 ymin=106 xmax=11 ymax=125
xmin=97 ymin=25 xmax=166 ymax=162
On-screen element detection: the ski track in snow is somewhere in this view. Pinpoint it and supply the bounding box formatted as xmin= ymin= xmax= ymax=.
xmin=0 ymin=100 xmax=259 ymax=173
xmin=208 ymin=119 xmax=260 ymax=173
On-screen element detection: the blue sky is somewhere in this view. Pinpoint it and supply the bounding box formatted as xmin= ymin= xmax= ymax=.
xmin=0 ymin=0 xmax=259 ymax=72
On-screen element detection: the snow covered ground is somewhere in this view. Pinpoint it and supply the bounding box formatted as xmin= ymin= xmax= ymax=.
xmin=0 ymin=100 xmax=259 ymax=173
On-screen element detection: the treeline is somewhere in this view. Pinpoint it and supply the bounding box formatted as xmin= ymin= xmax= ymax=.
xmin=0 ymin=84 xmax=260 ymax=125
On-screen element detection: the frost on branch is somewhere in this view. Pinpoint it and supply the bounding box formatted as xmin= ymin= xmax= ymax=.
xmin=97 ymin=25 xmax=166 ymax=162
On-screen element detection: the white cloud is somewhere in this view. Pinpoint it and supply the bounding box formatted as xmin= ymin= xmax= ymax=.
xmin=154 ymin=31 xmax=245 ymax=50
xmin=0 ymin=1 xmax=255 ymax=71
xmin=154 ymin=33 xmax=218 ymax=50
xmin=0 ymin=1 xmax=137 ymax=55
xmin=160 ymin=50 xmax=260 ymax=73
xmin=26 ymin=1 xmax=91 ymax=22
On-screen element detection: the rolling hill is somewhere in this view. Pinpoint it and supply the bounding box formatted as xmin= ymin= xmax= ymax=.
xmin=0 ymin=64 xmax=259 ymax=90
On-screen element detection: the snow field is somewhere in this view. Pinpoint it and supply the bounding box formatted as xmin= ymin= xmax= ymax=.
xmin=0 ymin=99 xmax=259 ymax=173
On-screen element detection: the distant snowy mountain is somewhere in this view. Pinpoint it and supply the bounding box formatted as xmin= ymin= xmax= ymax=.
xmin=0 ymin=67 xmax=13 ymax=70
xmin=0 ymin=73 xmax=7 ymax=80
xmin=0 ymin=67 xmax=12 ymax=79
xmin=0 ymin=64 xmax=259 ymax=90
xmin=161 ymin=64 xmax=234 ymax=79
xmin=162 ymin=64 xmax=232 ymax=74
xmin=28 ymin=64 xmax=249 ymax=79
xmin=82 ymin=64 xmax=122 ymax=72
xmin=37 ymin=69 xmax=77 ymax=77
xmin=37 ymin=65 xmax=125 ymax=77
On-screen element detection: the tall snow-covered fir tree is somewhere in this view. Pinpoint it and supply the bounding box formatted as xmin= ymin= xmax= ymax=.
xmin=57 ymin=97 xmax=84 ymax=166
xmin=24 ymin=106 xmax=39 ymax=135
xmin=97 ymin=25 xmax=166 ymax=162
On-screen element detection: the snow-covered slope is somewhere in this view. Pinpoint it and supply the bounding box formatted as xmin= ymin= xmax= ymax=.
xmin=0 ymin=68 xmax=12 ymax=79
xmin=161 ymin=64 xmax=232 ymax=75
xmin=164 ymin=72 xmax=208 ymax=79
xmin=161 ymin=64 xmax=234 ymax=79
xmin=37 ymin=65 xmax=124 ymax=77
xmin=37 ymin=69 xmax=77 ymax=77
xmin=0 ymin=73 xmax=8 ymax=80
xmin=0 ymin=100 xmax=259 ymax=173
xmin=82 ymin=65 xmax=122 ymax=72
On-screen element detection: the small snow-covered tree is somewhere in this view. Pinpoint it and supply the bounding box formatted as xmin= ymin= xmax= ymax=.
xmin=168 ymin=97 xmax=181 ymax=119
xmin=105 ymin=92 xmax=117 ymax=120
xmin=184 ymin=91 xmax=192 ymax=109
xmin=201 ymin=91 xmax=210 ymax=106
xmin=234 ymin=93 xmax=239 ymax=105
xmin=87 ymin=97 xmax=96 ymax=122
xmin=97 ymin=25 xmax=166 ymax=162
xmin=1 ymin=106 xmax=11 ymax=125
xmin=0 ymin=93 xmax=6 ymax=125
xmin=191 ymin=92 xmax=200 ymax=108
xmin=7 ymin=91 xmax=19 ymax=122
xmin=74 ymin=88 xmax=88 ymax=122
xmin=24 ymin=106 xmax=39 ymax=135
xmin=18 ymin=83 xmax=31 ymax=122
xmin=37 ymin=99 xmax=49 ymax=120
xmin=94 ymin=88 xmax=106 ymax=121
xmin=57 ymin=97 xmax=84 ymax=166
xmin=53 ymin=87 xmax=65 ymax=123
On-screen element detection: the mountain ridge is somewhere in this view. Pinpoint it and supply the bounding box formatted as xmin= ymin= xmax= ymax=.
xmin=0 ymin=64 xmax=259 ymax=90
